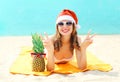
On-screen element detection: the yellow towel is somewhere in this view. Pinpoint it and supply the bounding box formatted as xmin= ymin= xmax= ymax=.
xmin=10 ymin=46 xmax=112 ymax=76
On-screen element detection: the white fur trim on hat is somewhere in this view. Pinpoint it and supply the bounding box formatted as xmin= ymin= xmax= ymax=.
xmin=76 ymin=24 xmax=81 ymax=29
xmin=56 ymin=15 xmax=76 ymax=24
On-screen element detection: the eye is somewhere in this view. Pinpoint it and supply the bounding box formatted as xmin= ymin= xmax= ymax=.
xmin=66 ymin=22 xmax=72 ymax=26
xmin=58 ymin=22 xmax=64 ymax=26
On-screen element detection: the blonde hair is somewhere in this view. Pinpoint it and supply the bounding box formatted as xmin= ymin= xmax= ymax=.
xmin=53 ymin=23 xmax=80 ymax=52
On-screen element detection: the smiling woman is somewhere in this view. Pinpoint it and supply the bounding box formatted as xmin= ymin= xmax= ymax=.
xmin=41 ymin=9 xmax=96 ymax=71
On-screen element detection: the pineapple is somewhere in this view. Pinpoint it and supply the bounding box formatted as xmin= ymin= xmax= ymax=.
xmin=31 ymin=33 xmax=45 ymax=72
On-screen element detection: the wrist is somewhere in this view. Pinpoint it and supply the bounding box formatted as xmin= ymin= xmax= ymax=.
xmin=47 ymin=49 xmax=54 ymax=55
xmin=81 ymin=46 xmax=86 ymax=50
xmin=80 ymin=48 xmax=86 ymax=54
xmin=47 ymin=49 xmax=54 ymax=52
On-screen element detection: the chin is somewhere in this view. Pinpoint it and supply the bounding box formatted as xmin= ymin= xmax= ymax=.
xmin=60 ymin=32 xmax=72 ymax=36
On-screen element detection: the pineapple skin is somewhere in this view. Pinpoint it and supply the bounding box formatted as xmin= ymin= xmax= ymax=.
xmin=32 ymin=55 xmax=45 ymax=72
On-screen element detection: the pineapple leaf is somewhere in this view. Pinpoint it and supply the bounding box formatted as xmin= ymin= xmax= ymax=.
xmin=32 ymin=33 xmax=44 ymax=53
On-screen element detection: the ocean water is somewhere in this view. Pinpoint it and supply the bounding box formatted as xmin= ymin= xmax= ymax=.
xmin=0 ymin=0 xmax=120 ymax=36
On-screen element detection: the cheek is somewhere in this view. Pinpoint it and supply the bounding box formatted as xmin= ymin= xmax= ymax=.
xmin=58 ymin=28 xmax=63 ymax=34
xmin=67 ymin=27 xmax=73 ymax=34
xmin=70 ymin=27 xmax=73 ymax=33
xmin=57 ymin=27 xmax=61 ymax=32
xmin=57 ymin=27 xmax=62 ymax=34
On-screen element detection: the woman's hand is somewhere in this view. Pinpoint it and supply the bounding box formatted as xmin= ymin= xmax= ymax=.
xmin=81 ymin=30 xmax=95 ymax=49
xmin=40 ymin=32 xmax=54 ymax=52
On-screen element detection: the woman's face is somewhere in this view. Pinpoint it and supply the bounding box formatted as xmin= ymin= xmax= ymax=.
xmin=57 ymin=20 xmax=73 ymax=36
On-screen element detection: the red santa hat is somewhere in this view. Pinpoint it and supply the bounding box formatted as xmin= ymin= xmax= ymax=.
xmin=56 ymin=9 xmax=80 ymax=28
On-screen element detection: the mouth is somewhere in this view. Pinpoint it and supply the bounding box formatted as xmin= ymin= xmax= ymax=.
xmin=61 ymin=29 xmax=69 ymax=33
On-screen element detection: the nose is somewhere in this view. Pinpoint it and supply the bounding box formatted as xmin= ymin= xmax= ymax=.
xmin=61 ymin=25 xmax=68 ymax=29
xmin=62 ymin=23 xmax=68 ymax=28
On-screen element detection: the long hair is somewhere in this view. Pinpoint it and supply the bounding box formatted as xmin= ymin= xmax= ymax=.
xmin=53 ymin=23 xmax=80 ymax=52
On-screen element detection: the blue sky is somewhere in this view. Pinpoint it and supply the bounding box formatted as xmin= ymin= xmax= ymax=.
xmin=0 ymin=0 xmax=120 ymax=35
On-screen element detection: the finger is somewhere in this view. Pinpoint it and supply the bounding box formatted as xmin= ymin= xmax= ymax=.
xmin=86 ymin=29 xmax=92 ymax=38
xmin=88 ymin=29 xmax=92 ymax=34
xmin=44 ymin=32 xmax=49 ymax=40
xmin=90 ymin=34 xmax=96 ymax=39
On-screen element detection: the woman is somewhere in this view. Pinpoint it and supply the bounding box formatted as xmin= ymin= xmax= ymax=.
xmin=42 ymin=9 xmax=95 ymax=71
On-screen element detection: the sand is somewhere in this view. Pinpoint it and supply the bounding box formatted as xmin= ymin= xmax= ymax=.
xmin=0 ymin=35 xmax=120 ymax=82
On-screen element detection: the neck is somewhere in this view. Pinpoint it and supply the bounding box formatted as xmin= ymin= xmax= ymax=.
xmin=61 ymin=35 xmax=71 ymax=43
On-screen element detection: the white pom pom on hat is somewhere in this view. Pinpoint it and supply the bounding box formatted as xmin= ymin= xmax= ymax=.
xmin=56 ymin=9 xmax=80 ymax=29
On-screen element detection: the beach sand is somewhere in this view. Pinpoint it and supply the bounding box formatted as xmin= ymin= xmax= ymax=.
xmin=0 ymin=35 xmax=120 ymax=82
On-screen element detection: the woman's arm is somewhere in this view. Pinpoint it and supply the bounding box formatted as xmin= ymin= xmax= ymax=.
xmin=46 ymin=50 xmax=55 ymax=71
xmin=75 ymin=48 xmax=87 ymax=70
xmin=42 ymin=33 xmax=55 ymax=71
xmin=75 ymin=36 xmax=87 ymax=70
xmin=76 ymin=32 xmax=95 ymax=70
